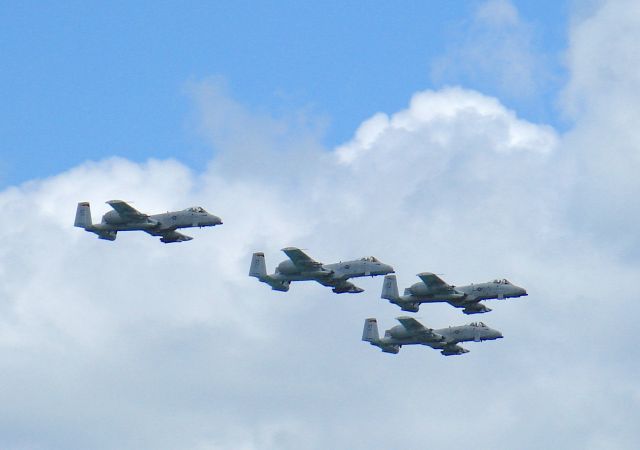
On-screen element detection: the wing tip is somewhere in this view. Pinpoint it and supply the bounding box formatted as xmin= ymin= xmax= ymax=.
xmin=417 ymin=271 xmax=436 ymax=277
xmin=396 ymin=315 xmax=415 ymax=321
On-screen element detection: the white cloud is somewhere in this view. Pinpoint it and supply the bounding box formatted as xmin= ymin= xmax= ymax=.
xmin=430 ymin=0 xmax=549 ymax=101
xmin=336 ymin=87 xmax=557 ymax=164
xmin=476 ymin=0 xmax=520 ymax=27
xmin=1 ymin=2 xmax=640 ymax=449
xmin=560 ymin=0 xmax=640 ymax=252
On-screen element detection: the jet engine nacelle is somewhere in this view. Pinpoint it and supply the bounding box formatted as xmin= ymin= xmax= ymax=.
xmin=388 ymin=325 xmax=411 ymax=339
xmin=144 ymin=218 xmax=159 ymax=228
xmin=275 ymin=260 xmax=299 ymax=275
xmin=102 ymin=210 xmax=126 ymax=225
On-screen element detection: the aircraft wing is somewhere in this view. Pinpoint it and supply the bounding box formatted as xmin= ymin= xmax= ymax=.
xmin=146 ymin=230 xmax=193 ymax=243
xmin=281 ymin=247 xmax=323 ymax=270
xmin=106 ymin=200 xmax=149 ymax=222
xmin=396 ymin=316 xmax=427 ymax=332
xmin=417 ymin=272 xmax=450 ymax=290
xmin=396 ymin=316 xmax=444 ymax=342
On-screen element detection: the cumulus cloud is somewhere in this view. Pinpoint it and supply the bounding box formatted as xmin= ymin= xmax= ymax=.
xmin=1 ymin=1 xmax=640 ymax=449
xmin=560 ymin=0 xmax=640 ymax=255
xmin=336 ymin=87 xmax=557 ymax=165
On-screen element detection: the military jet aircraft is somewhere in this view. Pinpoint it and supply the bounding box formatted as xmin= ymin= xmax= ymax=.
xmin=362 ymin=316 xmax=503 ymax=356
xmin=381 ymin=273 xmax=527 ymax=314
xmin=74 ymin=200 xmax=222 ymax=243
xmin=249 ymin=247 xmax=394 ymax=293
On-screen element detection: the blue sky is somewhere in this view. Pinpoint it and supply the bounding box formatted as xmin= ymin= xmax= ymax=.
xmin=2 ymin=0 xmax=567 ymax=188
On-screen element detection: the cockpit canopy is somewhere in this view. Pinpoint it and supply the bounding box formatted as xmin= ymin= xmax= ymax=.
xmin=187 ymin=206 xmax=207 ymax=213
xmin=492 ymin=278 xmax=511 ymax=285
xmin=361 ymin=256 xmax=380 ymax=263
xmin=469 ymin=322 xmax=487 ymax=328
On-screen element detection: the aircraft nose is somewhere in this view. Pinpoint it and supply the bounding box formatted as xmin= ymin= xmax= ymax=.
xmin=495 ymin=331 xmax=504 ymax=339
xmin=210 ymin=215 xmax=223 ymax=225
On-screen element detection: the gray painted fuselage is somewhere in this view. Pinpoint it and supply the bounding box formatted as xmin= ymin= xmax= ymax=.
xmin=272 ymin=259 xmax=393 ymax=282
xmin=250 ymin=248 xmax=394 ymax=293
xmin=363 ymin=317 xmax=503 ymax=356
xmin=383 ymin=274 xmax=527 ymax=314
xmin=94 ymin=209 xmax=222 ymax=232
xmin=75 ymin=201 xmax=222 ymax=243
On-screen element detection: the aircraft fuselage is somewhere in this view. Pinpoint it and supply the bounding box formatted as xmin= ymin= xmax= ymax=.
xmin=403 ymin=280 xmax=527 ymax=305
xmin=95 ymin=209 xmax=222 ymax=233
xmin=382 ymin=324 xmax=502 ymax=347
xmin=272 ymin=258 xmax=393 ymax=282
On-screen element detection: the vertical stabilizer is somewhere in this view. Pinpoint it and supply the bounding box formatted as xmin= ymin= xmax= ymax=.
xmin=249 ymin=252 xmax=267 ymax=278
xmin=74 ymin=202 xmax=93 ymax=229
xmin=381 ymin=274 xmax=400 ymax=301
xmin=362 ymin=318 xmax=380 ymax=343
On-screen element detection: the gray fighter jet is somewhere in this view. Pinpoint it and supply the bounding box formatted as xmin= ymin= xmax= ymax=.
xmin=74 ymin=200 xmax=222 ymax=243
xmin=362 ymin=316 xmax=503 ymax=356
xmin=249 ymin=247 xmax=394 ymax=293
xmin=381 ymin=273 xmax=527 ymax=314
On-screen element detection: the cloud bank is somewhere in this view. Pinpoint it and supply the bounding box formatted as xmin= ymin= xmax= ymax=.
xmin=1 ymin=1 xmax=639 ymax=449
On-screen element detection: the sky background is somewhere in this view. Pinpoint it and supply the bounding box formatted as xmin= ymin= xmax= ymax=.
xmin=2 ymin=1 xmax=640 ymax=449
xmin=2 ymin=0 xmax=569 ymax=187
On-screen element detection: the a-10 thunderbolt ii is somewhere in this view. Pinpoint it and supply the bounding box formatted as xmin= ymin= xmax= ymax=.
xmin=249 ymin=247 xmax=394 ymax=293
xmin=74 ymin=200 xmax=222 ymax=243
xmin=362 ymin=316 xmax=503 ymax=356
xmin=381 ymin=272 xmax=527 ymax=314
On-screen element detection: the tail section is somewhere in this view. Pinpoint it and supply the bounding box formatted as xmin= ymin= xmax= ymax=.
xmin=249 ymin=253 xmax=291 ymax=292
xmin=249 ymin=252 xmax=267 ymax=278
xmin=381 ymin=274 xmax=400 ymax=301
xmin=362 ymin=318 xmax=380 ymax=343
xmin=74 ymin=202 xmax=93 ymax=229
xmin=363 ymin=319 xmax=400 ymax=354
